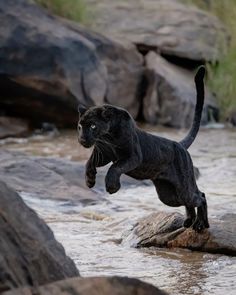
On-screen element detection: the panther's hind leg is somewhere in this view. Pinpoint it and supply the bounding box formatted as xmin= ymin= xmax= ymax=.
xmin=184 ymin=206 xmax=196 ymax=228
xmin=192 ymin=192 xmax=209 ymax=232
xmin=201 ymin=193 xmax=209 ymax=228
xmin=153 ymin=179 xmax=182 ymax=207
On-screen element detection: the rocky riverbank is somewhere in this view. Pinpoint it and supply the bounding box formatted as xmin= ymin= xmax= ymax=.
xmin=1 ymin=126 xmax=236 ymax=294
xmin=0 ymin=0 xmax=228 ymax=137
xmin=1 ymin=149 xmax=236 ymax=257
xmin=0 ymin=1 xmax=235 ymax=294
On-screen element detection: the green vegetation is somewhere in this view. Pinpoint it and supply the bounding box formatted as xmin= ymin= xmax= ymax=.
xmin=35 ymin=0 xmax=89 ymax=24
xmin=184 ymin=0 xmax=236 ymax=120
xmin=207 ymin=49 xmax=236 ymax=119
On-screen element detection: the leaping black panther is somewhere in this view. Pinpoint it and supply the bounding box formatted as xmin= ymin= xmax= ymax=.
xmin=77 ymin=66 xmax=209 ymax=232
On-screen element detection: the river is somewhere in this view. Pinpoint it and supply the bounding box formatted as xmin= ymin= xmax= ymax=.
xmin=2 ymin=126 xmax=236 ymax=295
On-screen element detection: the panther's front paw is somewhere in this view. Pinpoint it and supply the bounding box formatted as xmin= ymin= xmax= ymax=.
xmin=105 ymin=172 xmax=121 ymax=194
xmin=86 ymin=175 xmax=95 ymax=188
xmin=106 ymin=182 xmax=121 ymax=194
xmin=85 ymin=170 xmax=96 ymax=188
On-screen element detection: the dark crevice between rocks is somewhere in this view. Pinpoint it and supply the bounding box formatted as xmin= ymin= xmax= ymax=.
xmin=0 ymin=75 xmax=78 ymax=128
xmin=0 ymin=284 xmax=10 ymax=293
xmin=161 ymin=54 xmax=205 ymax=70
xmin=135 ymin=71 xmax=150 ymax=122
xmin=136 ymin=43 xmax=205 ymax=70
xmin=134 ymin=46 xmax=158 ymax=124
xmin=135 ymin=43 xmax=160 ymax=57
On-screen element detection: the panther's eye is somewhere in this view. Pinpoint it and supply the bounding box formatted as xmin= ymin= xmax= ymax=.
xmin=78 ymin=123 xmax=82 ymax=131
xmin=90 ymin=124 xmax=96 ymax=130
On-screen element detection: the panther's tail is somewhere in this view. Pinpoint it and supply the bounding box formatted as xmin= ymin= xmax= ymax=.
xmin=179 ymin=66 xmax=205 ymax=149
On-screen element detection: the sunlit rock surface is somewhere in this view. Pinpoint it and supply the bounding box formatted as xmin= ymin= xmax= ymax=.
xmin=142 ymin=52 xmax=218 ymax=127
xmin=124 ymin=211 xmax=236 ymax=256
xmin=87 ymin=0 xmax=229 ymax=62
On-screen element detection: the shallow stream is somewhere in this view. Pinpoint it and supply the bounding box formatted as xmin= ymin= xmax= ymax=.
xmin=2 ymin=126 xmax=236 ymax=295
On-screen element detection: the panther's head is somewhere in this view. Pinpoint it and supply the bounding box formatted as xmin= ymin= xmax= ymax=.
xmin=77 ymin=104 xmax=131 ymax=148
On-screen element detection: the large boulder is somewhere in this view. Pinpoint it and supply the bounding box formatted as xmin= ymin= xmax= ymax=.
xmin=87 ymin=0 xmax=228 ymax=62
xmin=2 ymin=276 xmax=168 ymax=295
xmin=123 ymin=211 xmax=236 ymax=256
xmin=61 ymin=20 xmax=144 ymax=115
xmin=0 ymin=0 xmax=143 ymax=127
xmin=142 ymin=52 xmax=218 ymax=127
xmin=0 ymin=181 xmax=79 ymax=293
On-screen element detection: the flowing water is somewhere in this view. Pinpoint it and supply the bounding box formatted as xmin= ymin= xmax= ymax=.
xmin=2 ymin=126 xmax=236 ymax=295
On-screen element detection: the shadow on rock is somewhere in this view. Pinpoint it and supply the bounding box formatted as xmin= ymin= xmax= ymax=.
xmin=3 ymin=277 xmax=168 ymax=295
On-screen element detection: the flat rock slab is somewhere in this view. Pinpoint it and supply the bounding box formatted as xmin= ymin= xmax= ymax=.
xmin=87 ymin=0 xmax=228 ymax=62
xmin=0 ymin=181 xmax=79 ymax=293
xmin=3 ymin=276 xmax=168 ymax=295
xmin=123 ymin=211 xmax=236 ymax=256
xmin=0 ymin=150 xmax=149 ymax=204
xmin=0 ymin=150 xmax=100 ymax=204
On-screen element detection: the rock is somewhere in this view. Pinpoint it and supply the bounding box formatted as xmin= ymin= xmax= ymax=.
xmin=0 ymin=0 xmax=143 ymax=127
xmin=86 ymin=0 xmax=228 ymax=62
xmin=142 ymin=52 xmax=218 ymax=127
xmin=0 ymin=150 xmax=101 ymax=204
xmin=123 ymin=211 xmax=236 ymax=256
xmin=0 ymin=117 xmax=30 ymax=139
xmin=2 ymin=276 xmax=168 ymax=295
xmin=61 ymin=20 xmax=144 ymax=116
xmin=0 ymin=150 xmax=149 ymax=203
xmin=0 ymin=181 xmax=79 ymax=293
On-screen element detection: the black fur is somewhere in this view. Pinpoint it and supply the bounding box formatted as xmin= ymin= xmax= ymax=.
xmin=77 ymin=66 xmax=209 ymax=232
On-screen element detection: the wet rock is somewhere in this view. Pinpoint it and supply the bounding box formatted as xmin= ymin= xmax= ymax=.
xmin=2 ymin=276 xmax=168 ymax=295
xmin=86 ymin=0 xmax=228 ymax=62
xmin=0 ymin=117 xmax=30 ymax=139
xmin=0 ymin=0 xmax=143 ymax=127
xmin=123 ymin=211 xmax=236 ymax=256
xmin=143 ymin=52 xmax=218 ymax=127
xmin=0 ymin=181 xmax=79 ymax=293
xmin=0 ymin=150 xmax=101 ymax=203
xmin=0 ymin=150 xmax=149 ymax=203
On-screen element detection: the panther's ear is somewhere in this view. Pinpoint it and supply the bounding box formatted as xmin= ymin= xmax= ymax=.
xmin=101 ymin=106 xmax=114 ymax=121
xmin=78 ymin=104 xmax=87 ymax=116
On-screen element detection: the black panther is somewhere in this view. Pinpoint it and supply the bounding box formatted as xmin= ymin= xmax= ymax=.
xmin=77 ymin=66 xmax=209 ymax=232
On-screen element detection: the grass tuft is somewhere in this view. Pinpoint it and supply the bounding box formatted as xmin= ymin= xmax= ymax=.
xmin=35 ymin=0 xmax=89 ymax=25
xmin=183 ymin=0 xmax=236 ymax=120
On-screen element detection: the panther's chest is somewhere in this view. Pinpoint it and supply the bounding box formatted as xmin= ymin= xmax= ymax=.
xmin=125 ymin=164 xmax=161 ymax=180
